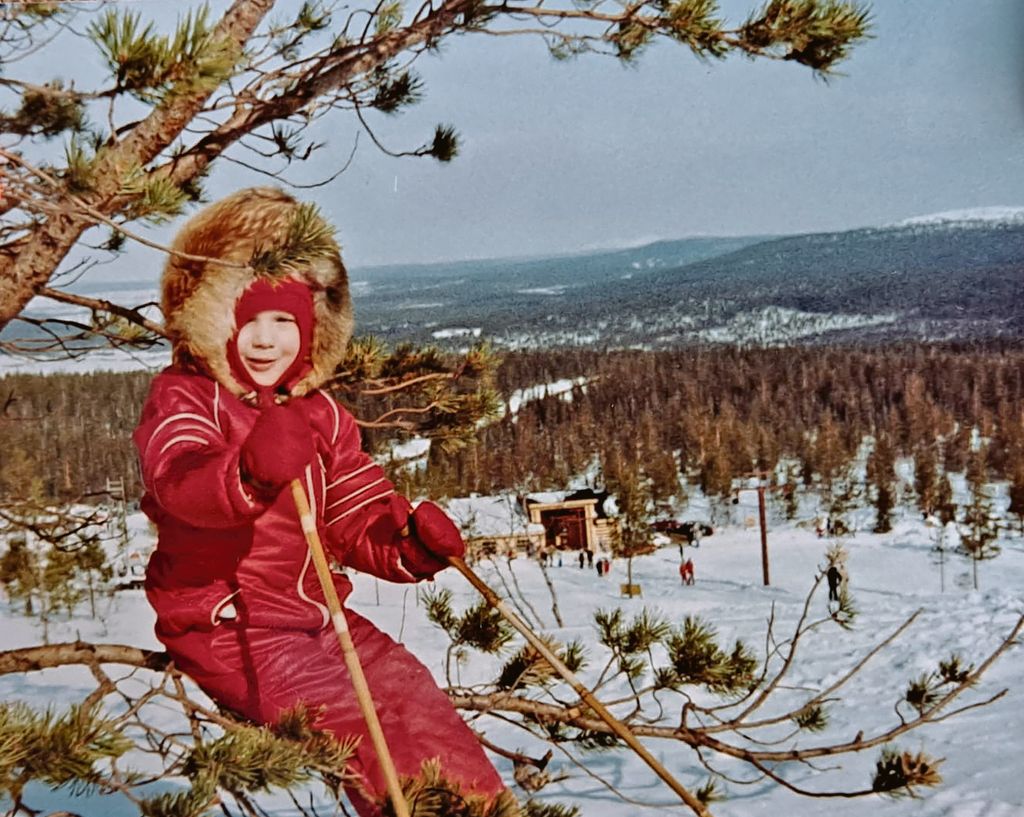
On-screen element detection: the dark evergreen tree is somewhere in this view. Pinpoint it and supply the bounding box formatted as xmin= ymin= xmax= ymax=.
xmin=868 ymin=434 xmax=897 ymax=533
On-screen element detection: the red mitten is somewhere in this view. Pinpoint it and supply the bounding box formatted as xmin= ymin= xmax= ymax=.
xmin=411 ymin=501 xmax=465 ymax=557
xmin=240 ymin=401 xmax=315 ymax=496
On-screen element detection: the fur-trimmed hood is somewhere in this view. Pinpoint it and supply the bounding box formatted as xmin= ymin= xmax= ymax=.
xmin=161 ymin=187 xmax=352 ymax=398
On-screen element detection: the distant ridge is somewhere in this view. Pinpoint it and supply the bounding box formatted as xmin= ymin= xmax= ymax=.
xmin=5 ymin=210 xmax=1024 ymax=366
xmin=351 ymin=214 xmax=1024 ymax=348
xmin=886 ymin=206 xmax=1024 ymax=229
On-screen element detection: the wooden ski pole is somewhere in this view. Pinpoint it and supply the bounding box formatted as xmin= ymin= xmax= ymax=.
xmin=448 ymin=556 xmax=712 ymax=817
xmin=290 ymin=480 xmax=411 ymax=817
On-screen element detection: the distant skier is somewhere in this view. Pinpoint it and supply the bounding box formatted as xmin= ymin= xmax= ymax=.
xmin=826 ymin=562 xmax=847 ymax=602
xmin=578 ymin=550 xmax=586 ymax=569
xmin=679 ymin=558 xmax=695 ymax=586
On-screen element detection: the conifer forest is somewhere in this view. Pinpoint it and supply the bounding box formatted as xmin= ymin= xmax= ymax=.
xmin=4 ymin=340 xmax=1024 ymax=513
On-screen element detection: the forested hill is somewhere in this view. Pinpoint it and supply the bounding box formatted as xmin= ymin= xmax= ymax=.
xmin=351 ymin=218 xmax=1024 ymax=348
xmin=6 ymin=213 xmax=1022 ymax=354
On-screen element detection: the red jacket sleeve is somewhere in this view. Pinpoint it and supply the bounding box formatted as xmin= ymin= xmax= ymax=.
xmin=134 ymin=375 xmax=268 ymax=529
xmin=318 ymin=397 xmax=439 ymax=581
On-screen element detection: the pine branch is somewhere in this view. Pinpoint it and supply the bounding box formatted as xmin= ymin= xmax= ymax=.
xmin=0 ymin=642 xmax=169 ymax=676
xmin=37 ymin=286 xmax=168 ymax=339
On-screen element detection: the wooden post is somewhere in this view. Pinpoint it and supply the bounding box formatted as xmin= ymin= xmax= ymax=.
xmin=757 ymin=483 xmax=770 ymax=586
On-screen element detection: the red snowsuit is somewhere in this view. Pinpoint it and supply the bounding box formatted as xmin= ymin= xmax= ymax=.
xmin=137 ymin=187 xmax=506 ymax=814
xmin=135 ymin=369 xmax=504 ymax=812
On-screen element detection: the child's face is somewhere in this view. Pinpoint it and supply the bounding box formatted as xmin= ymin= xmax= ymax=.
xmin=236 ymin=310 xmax=301 ymax=387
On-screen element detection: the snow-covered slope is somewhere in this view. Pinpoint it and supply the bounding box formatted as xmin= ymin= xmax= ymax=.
xmin=2 ymin=504 xmax=1022 ymax=816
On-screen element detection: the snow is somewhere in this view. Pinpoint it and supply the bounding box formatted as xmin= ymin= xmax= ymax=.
xmin=503 ymin=377 xmax=588 ymax=418
xmin=446 ymin=494 xmax=543 ymax=539
xmin=430 ymin=327 xmax=483 ymax=339
xmin=386 ymin=437 xmax=432 ymax=466
xmin=516 ymin=286 xmax=569 ymax=296
xmin=0 ymin=346 xmax=170 ymax=376
xmin=887 ymin=206 xmax=1024 ymax=228
xmin=693 ymin=305 xmax=900 ymax=346
xmin=3 ymin=502 xmax=1023 ymax=816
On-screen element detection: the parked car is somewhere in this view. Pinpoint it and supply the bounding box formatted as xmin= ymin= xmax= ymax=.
xmin=652 ymin=520 xmax=714 ymax=543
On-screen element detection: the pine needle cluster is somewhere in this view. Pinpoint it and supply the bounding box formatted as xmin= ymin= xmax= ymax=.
xmin=268 ymin=1 xmax=332 ymax=61
xmin=904 ymin=654 xmax=975 ymax=715
xmin=0 ymin=81 xmax=85 ymax=139
xmin=497 ymin=638 xmax=586 ymax=692
xmin=120 ymin=168 xmax=191 ymax=225
xmin=739 ymin=0 xmax=872 ymax=72
xmin=871 ymin=746 xmax=943 ymax=797
xmin=0 ymin=701 xmax=132 ymax=803
xmin=429 ymin=125 xmax=460 ymax=162
xmin=249 ymin=202 xmax=339 ymax=277
xmin=595 ymin=607 xmax=669 ymax=681
xmin=660 ymin=0 xmax=727 ymax=58
xmin=88 ymin=7 xmax=237 ymax=103
xmin=380 ymin=759 xmax=524 ymax=817
xmin=606 ymin=0 xmax=869 ymax=72
xmin=663 ymin=616 xmax=757 ymax=694
xmin=791 ymin=702 xmax=828 ymax=732
xmin=182 ymin=720 xmax=354 ymax=793
xmin=422 ymin=587 xmax=515 ymax=653
xmin=338 ymin=342 xmax=501 ymax=456
xmin=371 ymin=66 xmax=424 ymax=114
xmin=829 ymin=585 xmax=858 ymax=629
xmin=694 ymin=776 xmax=724 ymax=804
xmin=140 ymin=706 xmax=356 ymax=817
xmin=62 ymin=137 xmax=97 ymax=193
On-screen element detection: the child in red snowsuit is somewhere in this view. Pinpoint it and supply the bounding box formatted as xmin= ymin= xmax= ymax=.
xmin=134 ymin=188 xmax=506 ymax=815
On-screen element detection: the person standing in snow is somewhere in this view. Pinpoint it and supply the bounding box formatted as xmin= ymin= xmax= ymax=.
xmin=134 ymin=188 xmax=508 ymax=816
xmin=826 ymin=561 xmax=848 ymax=603
xmin=826 ymin=564 xmax=842 ymax=601
xmin=679 ymin=558 xmax=695 ymax=585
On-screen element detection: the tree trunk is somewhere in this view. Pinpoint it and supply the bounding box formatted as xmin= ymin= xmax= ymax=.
xmin=0 ymin=0 xmax=276 ymax=333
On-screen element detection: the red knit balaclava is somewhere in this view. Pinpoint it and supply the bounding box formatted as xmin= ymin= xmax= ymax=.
xmin=227 ymin=277 xmax=315 ymax=395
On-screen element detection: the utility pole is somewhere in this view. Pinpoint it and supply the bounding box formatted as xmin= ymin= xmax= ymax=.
xmin=757 ymin=482 xmax=770 ymax=586
xmin=737 ymin=472 xmax=775 ymax=586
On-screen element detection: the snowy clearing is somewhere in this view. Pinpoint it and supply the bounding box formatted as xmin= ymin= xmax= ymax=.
xmin=2 ymin=508 xmax=1023 ymax=816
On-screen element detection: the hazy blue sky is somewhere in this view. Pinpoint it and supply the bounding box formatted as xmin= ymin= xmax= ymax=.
xmin=30 ymin=0 xmax=1024 ymax=271
xmin=293 ymin=0 xmax=1024 ymax=267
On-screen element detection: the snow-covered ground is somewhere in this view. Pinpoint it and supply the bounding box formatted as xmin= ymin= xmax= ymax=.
xmin=2 ymin=507 xmax=1023 ymax=816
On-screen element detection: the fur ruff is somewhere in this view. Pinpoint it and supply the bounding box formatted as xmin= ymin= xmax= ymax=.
xmin=161 ymin=187 xmax=352 ymax=398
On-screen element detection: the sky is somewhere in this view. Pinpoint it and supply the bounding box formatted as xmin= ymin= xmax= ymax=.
xmin=284 ymin=0 xmax=1024 ymax=266
xmin=11 ymin=0 xmax=1024 ymax=273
